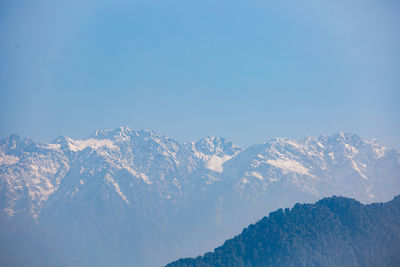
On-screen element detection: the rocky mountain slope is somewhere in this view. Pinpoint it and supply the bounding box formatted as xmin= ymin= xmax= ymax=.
xmin=1 ymin=127 xmax=399 ymax=266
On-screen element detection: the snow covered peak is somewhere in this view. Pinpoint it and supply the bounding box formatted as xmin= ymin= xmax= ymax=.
xmin=0 ymin=134 xmax=43 ymax=155
xmin=1 ymin=128 xmax=398 ymax=223
xmin=1 ymin=134 xmax=21 ymax=144
xmin=265 ymin=137 xmax=302 ymax=150
xmin=261 ymin=132 xmax=389 ymax=163
xmin=194 ymin=136 xmax=241 ymax=156
xmin=322 ymin=132 xmax=363 ymax=146
xmin=90 ymin=127 xmax=179 ymax=148
xmin=1 ymin=129 xmax=398 ymax=267
xmin=0 ymin=134 xmax=21 ymax=152
xmin=53 ymin=135 xmax=74 ymax=148
xmin=91 ymin=126 xmax=133 ymax=142
xmin=221 ymin=132 xmax=400 ymax=203
xmin=185 ymin=136 xmax=241 ymax=173
xmin=313 ymin=133 xmax=388 ymax=160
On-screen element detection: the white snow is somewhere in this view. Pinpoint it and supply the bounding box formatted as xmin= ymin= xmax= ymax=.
xmin=285 ymin=140 xmax=301 ymax=149
xmin=317 ymin=142 xmax=325 ymax=149
xmin=2 ymin=129 xmax=399 ymax=223
xmin=345 ymin=144 xmax=359 ymax=157
xmin=138 ymin=173 xmax=150 ymax=184
xmin=373 ymin=146 xmax=386 ymax=158
xmin=45 ymin=143 xmax=61 ymax=149
xmin=250 ymin=159 xmax=261 ymax=168
xmin=205 ymin=155 xmax=232 ymax=173
xmin=266 ymin=158 xmax=311 ymax=175
xmin=124 ymin=166 xmax=151 ymax=184
xmin=67 ymin=138 xmax=116 ymax=152
xmin=0 ymin=155 xmax=19 ymax=165
xmin=351 ymin=160 xmax=368 ymax=180
xmin=105 ymin=174 xmax=130 ymax=204
xmin=250 ymin=171 xmax=264 ymax=180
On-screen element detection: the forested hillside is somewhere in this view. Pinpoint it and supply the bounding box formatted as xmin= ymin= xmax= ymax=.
xmin=167 ymin=195 xmax=400 ymax=267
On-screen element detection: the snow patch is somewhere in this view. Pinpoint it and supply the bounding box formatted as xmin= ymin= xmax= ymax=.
xmin=67 ymin=138 xmax=116 ymax=152
xmin=124 ymin=166 xmax=151 ymax=184
xmin=373 ymin=147 xmax=386 ymax=158
xmin=45 ymin=143 xmax=61 ymax=149
xmin=345 ymin=144 xmax=358 ymax=157
xmin=105 ymin=174 xmax=130 ymax=204
xmin=267 ymin=158 xmax=311 ymax=175
xmin=205 ymin=155 xmax=232 ymax=173
xmin=0 ymin=155 xmax=19 ymax=165
xmin=351 ymin=160 xmax=367 ymax=180
xmin=285 ymin=140 xmax=301 ymax=149
xmin=250 ymin=171 xmax=264 ymax=180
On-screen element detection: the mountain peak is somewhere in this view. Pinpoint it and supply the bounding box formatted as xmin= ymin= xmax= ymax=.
xmin=194 ymin=136 xmax=241 ymax=156
xmin=329 ymin=132 xmax=361 ymax=143
xmin=1 ymin=129 xmax=399 ymax=267
xmin=0 ymin=134 xmax=22 ymax=148
xmin=91 ymin=126 xmax=133 ymax=141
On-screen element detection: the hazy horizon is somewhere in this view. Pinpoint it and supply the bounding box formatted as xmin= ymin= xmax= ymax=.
xmin=1 ymin=0 xmax=399 ymax=148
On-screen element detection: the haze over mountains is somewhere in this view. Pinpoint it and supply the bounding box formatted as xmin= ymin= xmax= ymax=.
xmin=1 ymin=127 xmax=399 ymax=266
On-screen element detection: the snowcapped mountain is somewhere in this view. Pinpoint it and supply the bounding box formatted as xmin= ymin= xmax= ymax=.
xmin=223 ymin=132 xmax=399 ymax=202
xmin=0 ymin=127 xmax=399 ymax=266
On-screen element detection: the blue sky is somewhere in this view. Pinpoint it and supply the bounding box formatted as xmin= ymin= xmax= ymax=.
xmin=1 ymin=0 xmax=399 ymax=147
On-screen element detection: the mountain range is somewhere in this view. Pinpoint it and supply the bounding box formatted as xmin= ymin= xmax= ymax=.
xmin=1 ymin=127 xmax=399 ymax=266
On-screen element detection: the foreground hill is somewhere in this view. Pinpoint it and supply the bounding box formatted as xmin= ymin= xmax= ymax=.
xmin=1 ymin=127 xmax=399 ymax=266
xmin=167 ymin=195 xmax=400 ymax=267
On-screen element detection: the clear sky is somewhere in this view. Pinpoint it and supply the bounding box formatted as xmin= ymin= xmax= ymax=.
xmin=1 ymin=0 xmax=399 ymax=148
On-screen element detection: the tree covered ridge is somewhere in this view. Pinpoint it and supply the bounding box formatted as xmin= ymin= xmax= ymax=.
xmin=166 ymin=195 xmax=400 ymax=267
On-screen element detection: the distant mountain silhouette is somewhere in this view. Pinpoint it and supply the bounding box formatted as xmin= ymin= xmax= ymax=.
xmin=167 ymin=195 xmax=400 ymax=267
